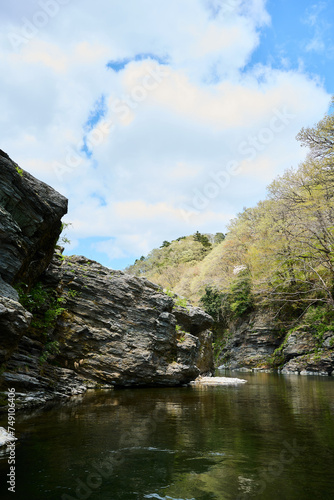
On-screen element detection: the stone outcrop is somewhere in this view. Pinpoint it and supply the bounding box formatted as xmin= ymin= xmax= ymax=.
xmin=0 ymin=297 xmax=32 ymax=365
xmin=0 ymin=150 xmax=67 ymax=367
xmin=218 ymin=310 xmax=334 ymax=376
xmin=278 ymin=327 xmax=334 ymax=375
xmin=280 ymin=351 xmax=334 ymax=376
xmin=1 ymin=254 xmax=214 ymax=406
xmin=0 ymin=150 xmax=67 ymax=289
xmin=218 ymin=309 xmax=283 ymax=369
xmin=0 ymin=151 xmax=214 ymax=409
xmin=44 ymin=254 xmax=214 ymax=387
xmin=281 ymin=328 xmax=318 ymax=361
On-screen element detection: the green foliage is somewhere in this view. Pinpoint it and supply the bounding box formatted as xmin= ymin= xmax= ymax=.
xmin=15 ymin=166 xmax=23 ymax=176
xmin=228 ymin=270 xmax=254 ymax=317
xmin=125 ymin=234 xmax=216 ymax=294
xmin=208 ymin=270 xmax=254 ymax=322
xmin=16 ymin=282 xmax=66 ymax=334
xmin=165 ymin=288 xmax=174 ymax=298
xmin=39 ymin=341 xmax=60 ymax=365
xmin=303 ymin=305 xmax=334 ymax=345
xmin=269 ymin=345 xmax=286 ymax=368
xmin=200 ymin=286 xmax=223 ymax=322
xmin=214 ymin=232 xmax=226 ymax=244
xmin=16 ymin=282 xmax=47 ymax=312
xmin=58 ymin=222 xmax=72 ymax=246
xmin=165 ymin=289 xmax=188 ymax=308
xmin=175 ymin=296 xmax=188 ymax=308
xmin=193 ymin=231 xmax=212 ymax=248
xmin=212 ymin=339 xmax=226 ymax=362
xmin=161 ymin=241 xmax=171 ymax=248
xmin=175 ymin=324 xmax=186 ymax=341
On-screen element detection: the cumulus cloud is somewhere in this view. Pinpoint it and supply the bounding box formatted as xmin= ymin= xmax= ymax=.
xmin=0 ymin=0 xmax=330 ymax=268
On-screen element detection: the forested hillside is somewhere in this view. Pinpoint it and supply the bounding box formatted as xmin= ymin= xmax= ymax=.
xmin=126 ymin=99 xmax=334 ymax=372
xmin=125 ymin=231 xmax=227 ymax=304
xmin=128 ymin=99 xmax=334 ymax=314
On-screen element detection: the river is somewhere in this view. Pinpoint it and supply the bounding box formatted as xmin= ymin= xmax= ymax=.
xmin=1 ymin=370 xmax=334 ymax=500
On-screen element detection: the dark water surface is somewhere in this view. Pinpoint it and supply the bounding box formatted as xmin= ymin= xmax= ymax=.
xmin=1 ymin=370 xmax=334 ymax=500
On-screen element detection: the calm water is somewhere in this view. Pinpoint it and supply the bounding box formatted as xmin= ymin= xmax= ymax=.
xmin=1 ymin=370 xmax=334 ymax=500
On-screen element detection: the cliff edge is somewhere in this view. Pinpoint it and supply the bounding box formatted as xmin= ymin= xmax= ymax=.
xmin=0 ymin=152 xmax=213 ymax=409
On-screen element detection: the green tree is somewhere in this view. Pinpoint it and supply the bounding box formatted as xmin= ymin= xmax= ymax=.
xmin=160 ymin=241 xmax=171 ymax=248
xmin=200 ymin=286 xmax=223 ymax=322
xmin=214 ymin=232 xmax=226 ymax=244
xmin=193 ymin=231 xmax=212 ymax=248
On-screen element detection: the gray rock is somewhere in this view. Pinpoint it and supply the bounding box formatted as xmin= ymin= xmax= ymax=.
xmin=0 ymin=296 xmax=32 ymax=364
xmin=281 ymin=351 xmax=334 ymax=375
xmin=282 ymin=329 xmax=317 ymax=361
xmin=0 ymin=275 xmax=19 ymax=301
xmin=0 ymin=150 xmax=214 ymax=408
xmin=322 ymin=332 xmax=334 ymax=349
xmin=0 ymin=149 xmax=67 ymax=287
xmin=42 ymin=254 xmax=214 ymax=387
xmin=218 ymin=309 xmax=283 ymax=369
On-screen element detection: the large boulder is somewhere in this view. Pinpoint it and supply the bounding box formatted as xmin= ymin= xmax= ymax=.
xmin=0 ymin=151 xmax=67 ymax=366
xmin=44 ymin=254 xmax=214 ymax=387
xmin=0 ymin=149 xmax=67 ymax=288
xmin=0 ymin=150 xmax=214 ymax=409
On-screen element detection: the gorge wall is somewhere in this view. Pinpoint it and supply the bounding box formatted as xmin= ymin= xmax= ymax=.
xmin=0 ymin=151 xmax=213 ymax=410
xmin=217 ymin=308 xmax=334 ymax=376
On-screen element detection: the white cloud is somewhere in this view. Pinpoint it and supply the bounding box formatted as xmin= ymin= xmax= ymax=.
xmin=302 ymin=2 xmax=333 ymax=55
xmin=0 ymin=0 xmax=331 ymax=268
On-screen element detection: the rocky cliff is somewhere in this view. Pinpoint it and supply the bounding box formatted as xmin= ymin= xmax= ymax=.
xmin=0 ymin=149 xmax=67 ymax=367
xmin=217 ymin=308 xmax=334 ymax=376
xmin=217 ymin=309 xmax=283 ymax=369
xmin=0 ymin=152 xmax=213 ymax=409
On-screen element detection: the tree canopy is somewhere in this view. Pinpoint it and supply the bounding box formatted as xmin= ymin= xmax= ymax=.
xmin=126 ymin=99 xmax=334 ymax=323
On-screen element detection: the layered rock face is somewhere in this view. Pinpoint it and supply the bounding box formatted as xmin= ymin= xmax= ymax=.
xmin=0 ymin=150 xmax=67 ymax=289
xmin=280 ymin=328 xmax=334 ymax=376
xmin=0 ymin=150 xmax=67 ymax=366
xmin=0 ymin=151 xmax=214 ymax=408
xmin=218 ymin=310 xmax=334 ymax=376
xmin=43 ymin=254 xmax=213 ymax=387
xmin=218 ymin=309 xmax=283 ymax=369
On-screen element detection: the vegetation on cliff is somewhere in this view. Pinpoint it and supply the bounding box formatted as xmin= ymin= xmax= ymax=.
xmin=126 ymin=99 xmax=334 ymax=367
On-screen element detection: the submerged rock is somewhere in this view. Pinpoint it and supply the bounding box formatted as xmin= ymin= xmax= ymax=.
xmin=190 ymin=376 xmax=247 ymax=386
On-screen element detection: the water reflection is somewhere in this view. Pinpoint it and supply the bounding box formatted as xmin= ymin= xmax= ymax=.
xmin=0 ymin=372 xmax=333 ymax=499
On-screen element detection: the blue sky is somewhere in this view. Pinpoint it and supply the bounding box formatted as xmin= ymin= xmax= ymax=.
xmin=1 ymin=0 xmax=333 ymax=269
